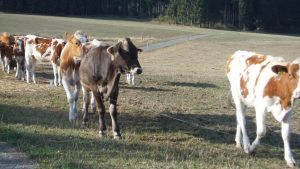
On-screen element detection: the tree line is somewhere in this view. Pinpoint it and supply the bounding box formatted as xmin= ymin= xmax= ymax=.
xmin=0 ymin=0 xmax=299 ymax=32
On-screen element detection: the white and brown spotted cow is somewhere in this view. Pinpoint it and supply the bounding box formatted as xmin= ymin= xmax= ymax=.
xmin=226 ymin=50 xmax=300 ymax=167
xmin=25 ymin=35 xmax=65 ymax=84
xmin=25 ymin=35 xmax=52 ymax=83
xmin=49 ymin=38 xmax=66 ymax=86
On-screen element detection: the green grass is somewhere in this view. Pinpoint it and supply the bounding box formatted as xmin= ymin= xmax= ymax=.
xmin=1 ymin=13 xmax=300 ymax=169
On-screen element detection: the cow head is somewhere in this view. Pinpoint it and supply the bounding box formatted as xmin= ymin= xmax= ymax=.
xmin=0 ymin=32 xmax=15 ymax=46
xmin=50 ymin=39 xmax=66 ymax=64
xmin=65 ymin=31 xmax=88 ymax=65
xmin=271 ymin=58 xmax=300 ymax=99
xmin=13 ymin=38 xmax=25 ymax=55
xmin=107 ymin=38 xmax=143 ymax=74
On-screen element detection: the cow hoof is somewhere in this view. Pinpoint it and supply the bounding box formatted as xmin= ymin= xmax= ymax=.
xmin=114 ymin=135 xmax=122 ymax=140
xmin=81 ymin=121 xmax=89 ymax=128
xmin=235 ymin=143 xmax=242 ymax=149
xmin=99 ymin=131 xmax=107 ymax=138
xmin=287 ymin=162 xmax=296 ymax=168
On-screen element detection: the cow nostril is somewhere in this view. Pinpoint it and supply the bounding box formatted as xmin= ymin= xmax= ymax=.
xmin=136 ymin=68 xmax=143 ymax=74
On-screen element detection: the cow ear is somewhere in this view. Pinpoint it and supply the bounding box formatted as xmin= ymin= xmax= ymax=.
xmin=64 ymin=32 xmax=71 ymax=41
xmin=138 ymin=48 xmax=143 ymax=52
xmin=271 ymin=65 xmax=288 ymax=74
xmin=107 ymin=46 xmax=116 ymax=60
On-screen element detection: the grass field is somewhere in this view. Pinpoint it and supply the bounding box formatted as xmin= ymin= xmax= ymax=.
xmin=1 ymin=13 xmax=300 ymax=169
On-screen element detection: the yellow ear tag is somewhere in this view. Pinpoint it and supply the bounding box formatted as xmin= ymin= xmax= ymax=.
xmin=278 ymin=71 xmax=286 ymax=76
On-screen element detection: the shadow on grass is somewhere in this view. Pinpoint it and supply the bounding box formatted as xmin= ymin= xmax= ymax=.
xmin=0 ymin=104 xmax=71 ymax=129
xmin=0 ymin=122 xmax=204 ymax=169
xmin=167 ymin=81 xmax=219 ymax=88
xmin=35 ymin=72 xmax=53 ymax=81
xmin=121 ymin=112 xmax=300 ymax=153
xmin=121 ymin=85 xmax=172 ymax=92
xmin=1 ymin=103 xmax=300 ymax=164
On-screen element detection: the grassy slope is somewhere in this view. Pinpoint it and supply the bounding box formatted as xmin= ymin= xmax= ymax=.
xmin=0 ymin=13 xmax=208 ymax=47
xmin=1 ymin=13 xmax=300 ymax=169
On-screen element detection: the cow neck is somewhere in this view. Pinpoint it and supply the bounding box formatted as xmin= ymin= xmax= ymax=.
xmin=60 ymin=43 xmax=76 ymax=73
xmin=103 ymin=61 xmax=121 ymax=100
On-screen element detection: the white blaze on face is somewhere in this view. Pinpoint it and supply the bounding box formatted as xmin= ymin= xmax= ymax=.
xmin=74 ymin=31 xmax=88 ymax=44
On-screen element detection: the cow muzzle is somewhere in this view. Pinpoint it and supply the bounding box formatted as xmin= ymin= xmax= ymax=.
xmin=73 ymin=56 xmax=81 ymax=65
xmin=131 ymin=67 xmax=143 ymax=75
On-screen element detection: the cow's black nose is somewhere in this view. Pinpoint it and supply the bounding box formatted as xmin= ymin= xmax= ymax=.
xmin=136 ymin=68 xmax=143 ymax=74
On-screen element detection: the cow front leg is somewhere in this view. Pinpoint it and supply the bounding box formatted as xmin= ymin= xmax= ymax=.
xmin=25 ymin=63 xmax=31 ymax=83
xmin=249 ymin=106 xmax=267 ymax=154
xmin=73 ymin=82 xmax=81 ymax=118
xmin=62 ymin=79 xmax=76 ymax=121
xmin=281 ymin=111 xmax=296 ymax=168
xmin=51 ymin=62 xmax=58 ymax=86
xmin=109 ymin=99 xmax=121 ymax=139
xmin=93 ymin=90 xmax=106 ymax=137
xmin=57 ymin=66 xmax=62 ymax=86
xmin=15 ymin=60 xmax=19 ymax=78
xmin=31 ymin=62 xmax=36 ymax=84
xmin=4 ymin=57 xmax=10 ymax=74
xmin=90 ymin=92 xmax=96 ymax=114
xmin=81 ymin=87 xmax=90 ymax=127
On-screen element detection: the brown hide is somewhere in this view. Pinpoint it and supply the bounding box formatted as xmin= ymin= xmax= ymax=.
xmin=264 ymin=64 xmax=300 ymax=109
xmin=60 ymin=35 xmax=85 ymax=72
xmin=51 ymin=40 xmax=66 ymax=64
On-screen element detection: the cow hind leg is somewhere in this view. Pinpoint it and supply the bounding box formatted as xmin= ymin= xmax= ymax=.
xmin=93 ymin=90 xmax=107 ymax=137
xmin=231 ymin=90 xmax=250 ymax=154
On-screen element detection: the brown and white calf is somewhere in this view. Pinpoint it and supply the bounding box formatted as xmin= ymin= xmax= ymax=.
xmin=79 ymin=38 xmax=142 ymax=139
xmin=60 ymin=31 xmax=88 ymax=121
xmin=25 ymin=35 xmax=65 ymax=85
xmin=49 ymin=38 xmax=66 ymax=86
xmin=25 ymin=35 xmax=52 ymax=83
xmin=0 ymin=32 xmax=15 ymax=73
xmin=226 ymin=51 xmax=300 ymax=167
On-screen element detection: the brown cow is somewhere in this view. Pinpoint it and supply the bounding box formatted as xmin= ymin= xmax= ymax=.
xmin=79 ymin=38 xmax=143 ymax=139
xmin=13 ymin=36 xmax=26 ymax=80
xmin=0 ymin=32 xmax=15 ymax=73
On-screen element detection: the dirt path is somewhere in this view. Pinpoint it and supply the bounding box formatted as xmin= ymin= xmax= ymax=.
xmin=0 ymin=142 xmax=38 ymax=169
xmin=141 ymin=33 xmax=212 ymax=52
